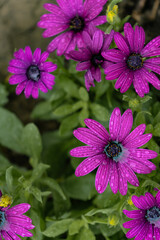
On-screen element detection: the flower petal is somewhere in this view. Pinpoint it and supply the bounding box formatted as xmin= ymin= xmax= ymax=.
xmin=114 ymin=69 xmax=130 ymax=89
xmin=85 ymin=70 xmax=95 ymax=91
xmin=118 ymin=165 xmax=128 ymax=195
xmin=75 ymin=154 xmax=105 ymax=176
xmin=141 ymin=36 xmax=160 ymax=56
xmin=120 ymin=71 xmax=133 ymax=93
xmin=109 ymin=107 xmax=121 ymax=141
xmin=118 ymin=109 xmax=133 ymax=142
xmin=114 ymin=32 xmax=130 ymax=55
xmin=123 ymin=219 xmax=144 ymax=229
xmin=124 ymin=22 xmax=135 ymax=52
xmin=134 ymin=222 xmax=149 ymax=240
xmin=57 ymin=31 xmax=73 ymax=56
xmin=126 ymin=222 xmax=146 ymax=239
xmin=127 ymin=158 xmax=152 ymax=174
xmin=109 ymin=161 xmax=119 ymax=194
xmin=76 ymin=61 xmax=91 ymax=71
xmin=91 ymin=67 xmax=101 ymax=82
xmin=105 ymin=63 xmax=127 ymax=80
xmin=84 ymin=118 xmax=111 ymax=142
xmin=67 ymin=49 xmax=91 ymax=61
xmin=24 ymin=81 xmax=34 ymax=99
xmin=32 ymin=48 xmax=41 ymax=64
xmin=129 ymin=149 xmax=158 ymax=159
xmin=9 ymin=224 xmax=33 ymax=237
xmin=134 ymin=26 xmax=145 ymax=53
xmin=91 ymin=15 xmax=107 ymax=26
xmin=42 ymin=25 xmax=68 ymax=38
xmin=124 ymin=133 xmax=152 ymax=148
xmin=123 ymin=209 xmax=146 ymax=219
xmin=73 ymin=128 xmax=107 ymax=146
xmin=47 ymin=33 xmax=66 ymax=53
xmin=95 ymin=159 xmax=111 ymax=194
xmin=144 ymin=62 xmax=160 ymax=75
xmin=8 ymin=66 xmax=26 ymax=74
xmin=7 ymin=203 xmax=30 ymax=215
xmin=25 ymin=46 xmax=32 ymax=63
xmin=102 ymin=30 xmax=114 ymax=51
xmin=122 ymin=124 xmax=146 ymax=145
xmin=9 ymin=59 xmax=27 ymax=69
xmin=15 ymin=81 xmax=27 ymax=95
xmin=70 ymin=146 xmax=103 ymax=158
xmin=132 ymin=195 xmax=148 ymax=210
xmin=102 ymin=49 xmax=127 ymax=62
xmin=144 ymin=192 xmax=156 ymax=208
xmin=39 ymin=52 xmax=49 ymax=63
xmin=140 ymin=67 xmax=160 ymax=90
xmin=92 ymin=30 xmax=103 ymax=54
xmin=120 ymin=163 xmax=139 ymax=186
xmin=9 ymin=75 xmax=27 ymax=85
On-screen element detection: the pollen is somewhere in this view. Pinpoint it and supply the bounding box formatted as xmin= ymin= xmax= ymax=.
xmin=0 ymin=195 xmax=12 ymax=207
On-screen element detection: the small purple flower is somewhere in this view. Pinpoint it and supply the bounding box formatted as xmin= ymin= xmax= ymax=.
xmin=70 ymin=107 xmax=157 ymax=195
xmin=37 ymin=0 xmax=107 ymax=55
xmin=102 ymin=23 xmax=160 ymax=97
xmin=123 ymin=191 xmax=160 ymax=239
xmin=8 ymin=46 xmax=57 ymax=99
xmin=67 ymin=27 xmax=114 ymax=90
xmin=0 ymin=202 xmax=34 ymax=239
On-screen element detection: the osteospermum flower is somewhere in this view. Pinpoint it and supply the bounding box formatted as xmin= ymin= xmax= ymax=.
xmin=123 ymin=191 xmax=160 ymax=239
xmin=67 ymin=27 xmax=114 ymax=90
xmin=8 ymin=46 xmax=57 ymax=98
xmin=102 ymin=23 xmax=160 ymax=97
xmin=37 ymin=0 xmax=108 ymax=55
xmin=0 ymin=191 xmax=34 ymax=239
xmin=70 ymin=107 xmax=157 ymax=195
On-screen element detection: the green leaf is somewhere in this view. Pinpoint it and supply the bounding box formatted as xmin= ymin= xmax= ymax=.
xmin=40 ymin=177 xmax=66 ymax=200
xmin=69 ymin=220 xmax=85 ymax=235
xmin=0 ymin=108 xmax=23 ymax=153
xmin=153 ymin=123 xmax=160 ymax=136
xmin=62 ymin=174 xmax=95 ymax=200
xmin=21 ymin=123 xmax=42 ymax=167
xmin=43 ymin=219 xmax=73 ymax=237
xmin=100 ymin=224 xmax=121 ymax=237
xmin=57 ymin=75 xmax=79 ymax=98
xmin=29 ymin=186 xmax=42 ymax=203
xmin=31 ymin=163 xmax=50 ymax=182
xmin=135 ymin=112 xmax=146 ymax=126
xmin=75 ymin=227 xmax=95 ymax=240
xmin=0 ymin=83 xmax=8 ymax=106
xmin=30 ymin=210 xmax=43 ymax=240
xmin=0 ymin=154 xmax=10 ymax=171
xmin=85 ymin=208 xmax=116 ymax=217
xmin=79 ymin=87 xmax=89 ymax=102
xmin=31 ymin=102 xmax=53 ymax=119
xmin=83 ymin=216 xmax=108 ymax=225
xmin=53 ymin=101 xmax=83 ymax=117
xmin=90 ymin=103 xmax=109 ymax=121
xmin=145 ymin=124 xmax=153 ymax=134
xmin=6 ymin=166 xmax=13 ymax=193
xmin=79 ymin=108 xmax=89 ymax=126
xmin=93 ymin=187 xmax=120 ymax=209
xmin=140 ymin=95 xmax=152 ymax=104
xmin=141 ymin=179 xmax=160 ymax=189
xmin=147 ymin=139 xmax=159 ymax=152
xmin=59 ymin=113 xmax=79 ymax=135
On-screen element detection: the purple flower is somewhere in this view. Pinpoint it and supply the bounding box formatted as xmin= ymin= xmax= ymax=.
xmin=67 ymin=27 xmax=114 ymax=90
xmin=8 ymin=46 xmax=57 ymax=99
xmin=102 ymin=23 xmax=160 ymax=97
xmin=123 ymin=191 xmax=160 ymax=239
xmin=70 ymin=107 xmax=157 ymax=195
xmin=37 ymin=0 xmax=107 ymax=55
xmin=0 ymin=202 xmax=34 ymax=239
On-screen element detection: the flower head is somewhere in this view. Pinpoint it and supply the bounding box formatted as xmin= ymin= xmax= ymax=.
xmin=8 ymin=46 xmax=57 ymax=98
xmin=67 ymin=26 xmax=114 ymax=90
xmin=0 ymin=192 xmax=34 ymax=239
xmin=37 ymin=0 xmax=108 ymax=55
xmin=102 ymin=23 xmax=160 ymax=97
xmin=123 ymin=191 xmax=160 ymax=239
xmin=70 ymin=107 xmax=157 ymax=195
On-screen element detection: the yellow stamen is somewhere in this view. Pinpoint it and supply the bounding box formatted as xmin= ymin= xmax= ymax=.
xmin=127 ymin=196 xmax=134 ymax=206
xmin=0 ymin=195 xmax=12 ymax=207
xmin=108 ymin=215 xmax=118 ymax=226
xmin=107 ymin=5 xmax=118 ymax=23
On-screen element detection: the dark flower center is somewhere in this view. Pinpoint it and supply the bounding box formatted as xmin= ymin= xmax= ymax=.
xmin=104 ymin=141 xmax=122 ymax=162
xmin=0 ymin=211 xmax=5 ymax=227
xmin=127 ymin=53 xmax=143 ymax=70
xmin=70 ymin=16 xmax=85 ymax=32
xmin=91 ymin=54 xmax=104 ymax=67
xmin=146 ymin=206 xmax=160 ymax=224
xmin=26 ymin=65 xmax=40 ymax=82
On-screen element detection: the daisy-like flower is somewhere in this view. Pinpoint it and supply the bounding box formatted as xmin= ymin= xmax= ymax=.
xmin=0 ymin=191 xmax=34 ymax=239
xmin=37 ymin=0 xmax=108 ymax=55
xmin=67 ymin=27 xmax=114 ymax=90
xmin=123 ymin=191 xmax=160 ymax=239
xmin=70 ymin=107 xmax=157 ymax=195
xmin=8 ymin=46 xmax=57 ymax=99
xmin=102 ymin=22 xmax=160 ymax=97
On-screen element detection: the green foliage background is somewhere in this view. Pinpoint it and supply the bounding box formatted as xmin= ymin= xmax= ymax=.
xmin=0 ymin=0 xmax=160 ymax=239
